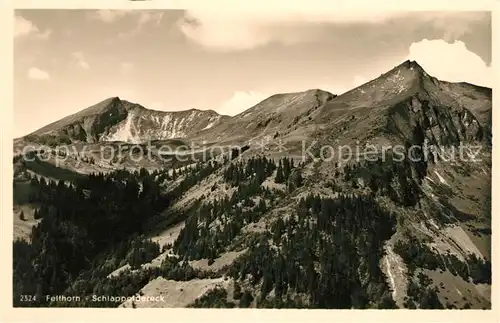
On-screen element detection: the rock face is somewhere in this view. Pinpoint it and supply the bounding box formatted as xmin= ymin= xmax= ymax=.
xmin=99 ymin=106 xmax=225 ymax=144
xmin=387 ymin=93 xmax=484 ymax=147
xmin=24 ymin=97 xmax=227 ymax=145
xmin=383 ymin=61 xmax=486 ymax=147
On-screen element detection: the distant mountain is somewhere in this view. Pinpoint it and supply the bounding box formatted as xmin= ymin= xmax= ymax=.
xmin=23 ymin=97 xmax=228 ymax=145
xmin=18 ymin=60 xmax=492 ymax=150
xmin=191 ymin=89 xmax=337 ymax=144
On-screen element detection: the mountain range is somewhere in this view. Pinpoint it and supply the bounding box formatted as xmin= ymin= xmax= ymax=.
xmin=13 ymin=60 xmax=492 ymax=309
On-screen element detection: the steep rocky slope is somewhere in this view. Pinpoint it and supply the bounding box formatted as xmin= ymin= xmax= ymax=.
xmin=22 ymin=97 xmax=227 ymax=145
xmin=311 ymin=60 xmax=488 ymax=146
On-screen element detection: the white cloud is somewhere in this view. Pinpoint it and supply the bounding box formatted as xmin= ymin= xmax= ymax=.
xmin=216 ymin=91 xmax=270 ymax=115
xmin=87 ymin=9 xmax=163 ymax=26
xmin=86 ymin=10 xmax=130 ymax=23
xmin=407 ymin=39 xmax=492 ymax=87
xmin=118 ymin=11 xmax=164 ymax=39
xmin=177 ymin=8 xmax=488 ymax=51
xmin=15 ymin=15 xmax=51 ymax=40
xmin=137 ymin=11 xmax=164 ymax=27
xmin=87 ymin=10 xmax=163 ymax=39
xmin=15 ymin=15 xmax=38 ymax=38
xmin=28 ymin=67 xmax=50 ymax=80
xmin=344 ymin=39 xmax=492 ymax=91
xmin=428 ymin=12 xmax=486 ymax=42
xmin=71 ymin=51 xmax=90 ymax=70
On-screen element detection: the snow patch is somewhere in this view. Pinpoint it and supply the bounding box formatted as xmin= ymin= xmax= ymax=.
xmin=428 ymin=218 xmax=440 ymax=230
xmin=381 ymin=243 xmax=408 ymax=305
xmin=385 ymin=256 xmax=396 ymax=298
xmin=103 ymin=112 xmax=141 ymax=144
xmin=187 ymin=111 xmax=197 ymax=123
xmin=202 ymin=121 xmax=216 ymax=130
xmin=161 ymin=114 xmax=172 ymax=130
xmin=434 ymin=170 xmax=449 ymax=186
xmin=171 ymin=118 xmax=179 ymax=138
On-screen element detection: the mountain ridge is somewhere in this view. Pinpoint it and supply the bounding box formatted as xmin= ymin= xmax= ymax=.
xmin=13 ymin=59 xmax=492 ymax=309
xmin=19 ymin=60 xmax=492 ymax=147
xmin=22 ymin=97 xmax=228 ymax=145
xmin=24 ymin=96 xmax=226 ymax=139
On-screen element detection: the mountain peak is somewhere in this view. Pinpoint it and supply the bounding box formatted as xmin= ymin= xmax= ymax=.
xmin=97 ymin=96 xmax=121 ymax=106
xmin=83 ymin=96 xmax=123 ymax=115
xmin=332 ymin=60 xmax=433 ymax=104
xmin=305 ymin=88 xmax=337 ymax=98
xmin=401 ymin=60 xmax=429 ymax=75
xmin=400 ymin=59 xmax=423 ymax=69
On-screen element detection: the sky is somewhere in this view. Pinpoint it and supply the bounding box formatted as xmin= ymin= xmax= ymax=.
xmin=14 ymin=9 xmax=492 ymax=137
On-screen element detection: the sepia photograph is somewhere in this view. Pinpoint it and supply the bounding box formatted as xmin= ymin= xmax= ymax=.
xmin=8 ymin=2 xmax=494 ymax=315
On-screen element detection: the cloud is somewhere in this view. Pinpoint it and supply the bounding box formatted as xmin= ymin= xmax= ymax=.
xmin=137 ymin=11 xmax=164 ymax=27
xmin=87 ymin=9 xmax=163 ymax=24
xmin=15 ymin=15 xmax=51 ymax=40
xmin=87 ymin=10 xmax=163 ymax=39
xmin=407 ymin=39 xmax=492 ymax=87
xmin=28 ymin=67 xmax=50 ymax=80
xmin=71 ymin=51 xmax=90 ymax=69
xmin=118 ymin=11 xmax=164 ymax=39
xmin=346 ymin=38 xmax=492 ymax=90
xmin=86 ymin=10 xmax=130 ymax=23
xmin=427 ymin=12 xmax=487 ymax=42
xmin=15 ymin=15 xmax=38 ymax=37
xmin=216 ymin=91 xmax=270 ymax=115
xmin=177 ymin=8 xmax=489 ymax=51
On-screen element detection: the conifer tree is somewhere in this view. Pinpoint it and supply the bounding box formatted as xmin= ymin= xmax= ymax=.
xmin=275 ymin=161 xmax=284 ymax=183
